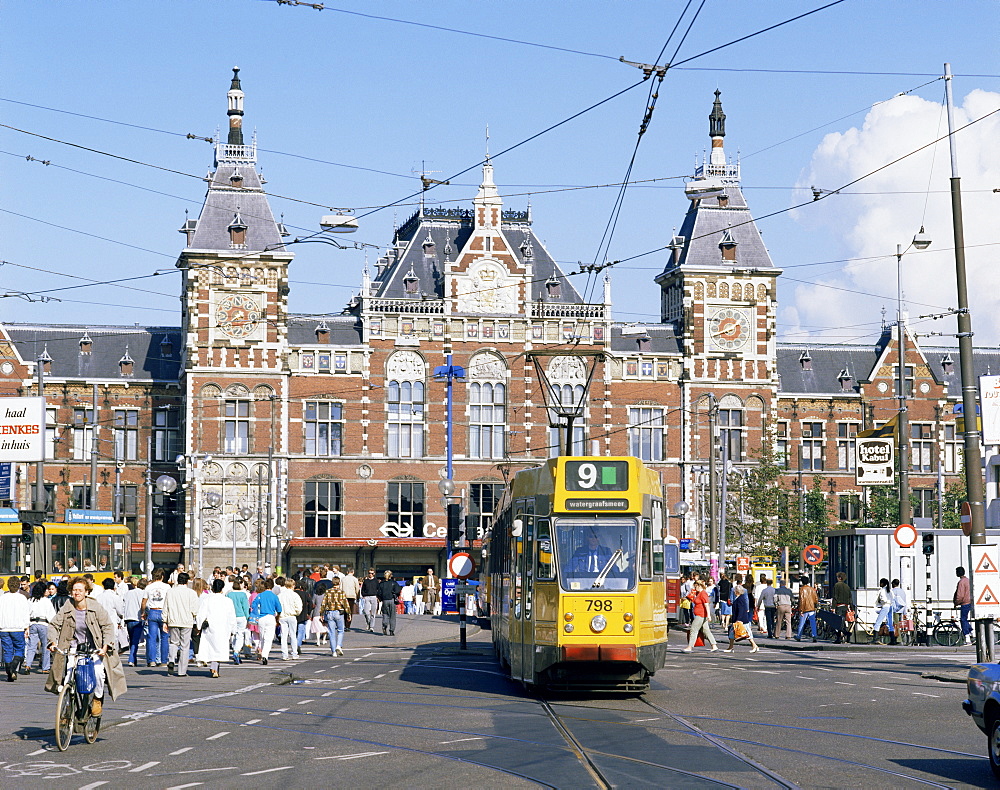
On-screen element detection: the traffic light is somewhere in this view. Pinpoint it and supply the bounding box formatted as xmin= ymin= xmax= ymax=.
xmin=20 ymin=523 xmax=33 ymax=545
xmin=447 ymin=503 xmax=463 ymax=544
xmin=922 ymin=533 xmax=935 ymax=555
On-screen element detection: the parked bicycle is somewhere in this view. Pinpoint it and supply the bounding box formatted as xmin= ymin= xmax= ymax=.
xmin=53 ymin=643 xmax=102 ymax=750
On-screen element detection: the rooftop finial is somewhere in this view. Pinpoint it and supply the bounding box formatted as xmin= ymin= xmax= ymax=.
xmin=709 ymin=89 xmax=725 ymax=138
xmin=227 ymin=67 xmax=245 ymax=146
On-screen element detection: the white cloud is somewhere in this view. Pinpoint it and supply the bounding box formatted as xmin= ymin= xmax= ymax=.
xmin=790 ymin=89 xmax=1000 ymax=347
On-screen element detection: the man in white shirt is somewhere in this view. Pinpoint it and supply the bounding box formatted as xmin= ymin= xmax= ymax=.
xmin=142 ymin=568 xmax=171 ymax=667
xmin=164 ymin=572 xmax=201 ymax=676
xmin=277 ymin=578 xmax=302 ymax=659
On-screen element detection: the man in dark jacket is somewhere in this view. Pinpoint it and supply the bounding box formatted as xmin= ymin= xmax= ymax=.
xmin=376 ymin=571 xmax=402 ymax=636
xmin=360 ymin=569 xmax=380 ymax=633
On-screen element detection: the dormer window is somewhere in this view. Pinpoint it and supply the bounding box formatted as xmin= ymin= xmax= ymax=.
xmin=315 ymin=321 xmax=330 ymax=343
xmin=402 ymin=268 xmax=419 ymax=295
xmin=230 ymin=168 xmax=244 ymax=186
xmin=38 ymin=346 xmax=52 ymax=374
xmin=545 ymin=275 xmax=562 ymax=300
xmin=799 ymin=350 xmax=812 ymax=371
xmin=422 ymin=235 xmax=435 ymax=256
xmin=637 ymin=335 xmax=652 ymax=353
xmin=228 ymin=211 xmax=248 ymax=248
xmin=520 ymin=238 xmax=533 ymax=260
xmin=79 ymin=333 xmax=93 ymax=356
xmin=837 ymin=368 xmax=853 ymax=392
xmin=941 ymin=354 xmax=954 ymax=374
xmin=159 ymin=336 xmax=173 ymax=358
xmin=718 ymin=194 xmax=729 ymax=207
xmin=669 ymin=234 xmax=685 ymax=266
xmin=719 ymin=228 xmax=738 ymax=262
xmin=119 ymin=347 xmax=134 ymax=377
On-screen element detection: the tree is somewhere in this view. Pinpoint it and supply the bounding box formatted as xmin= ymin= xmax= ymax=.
xmin=732 ymin=423 xmax=786 ymax=557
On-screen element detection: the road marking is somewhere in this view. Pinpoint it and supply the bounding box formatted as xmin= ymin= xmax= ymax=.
xmin=27 ymin=747 xmax=49 ymax=755
xmin=241 ymin=766 xmax=293 ymax=776
xmin=814 ymin=667 xmax=833 ymax=672
xmin=118 ymin=720 xmax=137 ymax=726
xmin=913 ymin=692 xmax=940 ymax=698
xmin=297 ymin=699 xmax=314 ymax=705
xmin=315 ymin=751 xmax=389 ymax=760
xmin=634 ymin=717 xmax=659 ymax=722
xmin=270 ymin=708 xmax=289 ymax=716
xmin=322 ymin=691 xmax=335 ymax=697
xmin=78 ymin=783 xmax=108 ymax=790
xmin=341 ymin=685 xmax=355 ymax=689
xmin=206 ymin=731 xmax=230 ymax=740
xmin=440 ymin=737 xmax=483 ymax=744
xmin=872 ymin=686 xmax=893 ymax=691
xmin=129 ymin=762 xmax=161 ymax=772
xmin=170 ymin=747 xmax=193 ymax=755
xmin=243 ymin=719 xmax=261 ymax=725
xmin=834 ymin=681 xmax=855 ymax=686
xmin=164 ymin=784 xmax=203 ymax=790
xmin=375 ymin=673 xmax=386 ymax=678
xmin=796 ymin=676 xmax=815 ymax=680
xmin=390 ymin=669 xmax=400 ymax=673
xmin=313 ymin=669 xmax=325 ymax=673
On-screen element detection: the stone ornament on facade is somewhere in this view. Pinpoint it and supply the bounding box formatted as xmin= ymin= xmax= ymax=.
xmin=457 ymin=260 xmax=516 ymax=314
xmin=547 ymin=355 xmax=587 ymax=383
xmin=468 ymin=352 xmax=506 ymax=381
xmin=385 ymin=350 xmax=424 ymax=380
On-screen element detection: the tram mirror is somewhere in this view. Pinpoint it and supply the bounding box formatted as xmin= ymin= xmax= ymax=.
xmin=511 ymin=519 xmax=523 ymax=538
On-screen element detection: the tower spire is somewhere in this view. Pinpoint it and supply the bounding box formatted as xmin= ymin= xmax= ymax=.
xmin=709 ymin=89 xmax=726 ymax=166
xmin=227 ymin=67 xmax=245 ymax=146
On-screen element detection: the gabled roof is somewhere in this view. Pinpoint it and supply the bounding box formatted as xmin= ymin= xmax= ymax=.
xmin=5 ymin=324 xmax=182 ymax=382
xmin=185 ymin=163 xmax=286 ymax=254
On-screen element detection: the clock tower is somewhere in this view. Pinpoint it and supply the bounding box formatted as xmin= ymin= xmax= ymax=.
xmin=654 ymin=90 xmax=781 ymax=387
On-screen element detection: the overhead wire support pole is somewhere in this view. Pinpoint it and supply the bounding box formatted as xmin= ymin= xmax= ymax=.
xmin=945 ymin=62 xmax=989 ymax=660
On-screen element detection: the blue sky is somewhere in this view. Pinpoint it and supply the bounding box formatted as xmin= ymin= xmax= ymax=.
xmin=2 ymin=1 xmax=999 ymax=346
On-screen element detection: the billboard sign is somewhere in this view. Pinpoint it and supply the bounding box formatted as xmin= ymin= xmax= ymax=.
xmin=980 ymin=376 xmax=1000 ymax=445
xmin=0 ymin=462 xmax=10 ymax=499
xmin=0 ymin=397 xmax=45 ymax=462
xmin=856 ymin=437 xmax=894 ymax=486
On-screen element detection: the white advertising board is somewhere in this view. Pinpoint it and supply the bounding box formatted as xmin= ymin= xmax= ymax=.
xmin=855 ymin=437 xmax=894 ymax=486
xmin=0 ymin=397 xmax=45 ymax=462
xmin=980 ymin=376 xmax=1000 ymax=445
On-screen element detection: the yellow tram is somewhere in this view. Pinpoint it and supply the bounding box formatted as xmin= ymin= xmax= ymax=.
xmin=0 ymin=520 xmax=131 ymax=584
xmin=483 ymin=456 xmax=668 ymax=692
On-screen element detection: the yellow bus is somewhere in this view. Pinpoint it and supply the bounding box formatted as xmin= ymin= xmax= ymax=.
xmin=483 ymin=456 xmax=668 ymax=692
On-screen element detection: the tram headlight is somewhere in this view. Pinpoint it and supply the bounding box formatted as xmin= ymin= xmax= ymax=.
xmin=591 ymin=615 xmax=608 ymax=633
xmin=623 ymin=623 xmax=634 ymax=633
xmin=564 ymin=623 xmax=574 ymax=633
xmin=563 ymin=612 xmax=574 ymax=622
xmin=623 ymin=612 xmax=634 ymax=622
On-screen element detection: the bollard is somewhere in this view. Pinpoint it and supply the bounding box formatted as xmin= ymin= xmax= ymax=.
xmin=975 ymin=617 xmax=995 ymax=664
xmin=459 ymin=594 xmax=467 ymax=650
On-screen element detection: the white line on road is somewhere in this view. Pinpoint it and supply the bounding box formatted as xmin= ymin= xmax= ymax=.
xmin=315 ymin=752 xmax=389 ymax=760
xmin=169 ymin=747 xmax=193 ymax=755
xmin=297 ymin=699 xmax=314 ymax=705
xmin=796 ymin=676 xmax=815 ymax=680
xmin=634 ymin=718 xmax=659 ymax=722
xmin=270 ymin=708 xmax=289 ymax=716
xmin=872 ymin=686 xmax=893 ymax=691
xmin=375 ymin=673 xmax=386 ymax=678
xmin=322 ymin=691 xmax=335 ymax=696
xmin=833 ymin=682 xmax=855 ymax=686
xmin=129 ymin=762 xmax=161 ymax=772
xmin=440 ymin=737 xmax=483 ymax=744
xmin=243 ymin=719 xmax=261 ymax=725
xmin=27 ymin=747 xmax=49 ymax=755
xmin=341 ymin=685 xmax=355 ymax=689
xmin=241 ymin=766 xmax=293 ymax=776
xmin=913 ymin=692 xmax=940 ymax=698
xmin=164 ymin=784 xmax=203 ymax=790
xmin=814 ymin=667 xmax=833 ymax=672
xmin=206 ymin=731 xmax=230 ymax=740
xmin=78 ymin=782 xmax=108 ymax=790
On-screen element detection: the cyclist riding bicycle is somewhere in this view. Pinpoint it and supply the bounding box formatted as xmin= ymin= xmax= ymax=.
xmin=46 ymin=576 xmax=127 ymax=716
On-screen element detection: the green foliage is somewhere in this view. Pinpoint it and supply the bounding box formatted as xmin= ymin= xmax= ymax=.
xmin=729 ymin=423 xmax=786 ymax=557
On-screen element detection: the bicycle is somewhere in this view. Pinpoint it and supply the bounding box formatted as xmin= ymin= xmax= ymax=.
xmin=53 ymin=644 xmax=102 ymax=751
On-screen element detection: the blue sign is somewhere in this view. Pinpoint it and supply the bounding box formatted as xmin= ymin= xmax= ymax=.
xmin=664 ymin=542 xmax=681 ymax=575
xmin=441 ymin=577 xmax=458 ymax=614
xmin=65 ymin=509 xmax=114 ymax=524
xmin=0 ymin=507 xmax=19 ymax=523
xmin=679 ymin=539 xmax=693 ymax=552
xmin=0 ymin=462 xmax=10 ymax=499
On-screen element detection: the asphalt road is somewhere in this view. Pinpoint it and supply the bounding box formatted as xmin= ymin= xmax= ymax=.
xmin=0 ymin=618 xmax=992 ymax=789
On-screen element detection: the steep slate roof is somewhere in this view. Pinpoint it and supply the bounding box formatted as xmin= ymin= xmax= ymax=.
xmin=5 ymin=324 xmax=182 ymax=381
xmin=185 ymin=161 xmax=286 ymax=254
xmin=609 ymin=324 xmax=682 ymax=355
xmin=370 ymin=207 xmax=581 ymax=305
xmin=287 ymin=315 xmax=363 ymax=346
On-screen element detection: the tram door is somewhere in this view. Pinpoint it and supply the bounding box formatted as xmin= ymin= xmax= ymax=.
xmin=520 ymin=515 xmax=536 ymax=683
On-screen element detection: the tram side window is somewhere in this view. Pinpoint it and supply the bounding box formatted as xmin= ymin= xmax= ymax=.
xmin=108 ymin=536 xmax=128 ymax=572
xmin=80 ymin=536 xmax=99 ymax=572
xmin=523 ymin=516 xmax=534 ymax=620
xmin=536 ymin=519 xmax=554 ymax=580
xmin=1 ymin=536 xmax=22 ymax=575
xmin=512 ymin=512 xmax=522 ymax=619
xmin=52 ymin=536 xmax=72 ymax=573
xmin=640 ymin=519 xmax=653 ymax=581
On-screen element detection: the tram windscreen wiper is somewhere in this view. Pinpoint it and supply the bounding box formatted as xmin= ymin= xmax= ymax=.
xmin=591 ymin=548 xmax=624 ymax=588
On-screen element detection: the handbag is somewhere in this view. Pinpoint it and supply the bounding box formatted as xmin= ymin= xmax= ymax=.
xmin=679 ymin=598 xmax=692 ymax=610
xmin=75 ymin=656 xmax=98 ymax=695
xmin=733 ymin=620 xmax=750 ymax=641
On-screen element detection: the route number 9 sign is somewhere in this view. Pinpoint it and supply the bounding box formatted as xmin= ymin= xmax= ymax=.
xmin=564 ymin=460 xmax=629 ymax=491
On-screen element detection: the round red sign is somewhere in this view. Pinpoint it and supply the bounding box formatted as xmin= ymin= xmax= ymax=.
xmin=802 ymin=544 xmax=824 ymax=566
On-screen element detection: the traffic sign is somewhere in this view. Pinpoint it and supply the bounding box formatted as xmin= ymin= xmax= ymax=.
xmin=736 ymin=556 xmax=750 ymax=574
xmin=802 ymin=545 xmax=824 ymax=566
xmin=974 ymin=550 xmax=998 ymax=574
xmin=972 ymin=545 xmax=1000 ymax=616
xmin=448 ymin=552 xmax=477 ymax=580
xmin=894 ymin=524 xmax=918 ymax=548
xmin=454 ymin=583 xmax=477 ymax=596
xmin=961 ymin=502 xmax=973 ymax=537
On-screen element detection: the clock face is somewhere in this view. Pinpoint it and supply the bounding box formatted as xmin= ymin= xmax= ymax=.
xmin=708 ymin=307 xmax=751 ymax=352
xmin=216 ymin=293 xmax=262 ymax=339
xmin=0 ymin=361 xmax=13 ymax=375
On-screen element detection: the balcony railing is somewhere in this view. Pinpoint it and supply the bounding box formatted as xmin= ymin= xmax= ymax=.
xmin=529 ymin=302 xmax=606 ymax=319
xmin=367 ymin=298 xmax=445 ymax=314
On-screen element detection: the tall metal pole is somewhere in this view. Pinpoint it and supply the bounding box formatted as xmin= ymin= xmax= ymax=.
xmin=90 ymin=383 xmax=99 ymax=510
xmin=255 ymin=466 xmax=263 ymax=567
xmin=34 ymin=357 xmax=45 ymax=515
xmin=945 ymin=62 xmax=988 ymax=659
xmin=706 ymin=395 xmax=719 ymax=581
xmin=265 ymin=444 xmax=273 ymax=570
xmin=896 ymin=244 xmax=912 ymax=527
xmin=196 ymin=461 xmax=204 ymax=579
xmin=144 ymin=436 xmax=154 ymax=579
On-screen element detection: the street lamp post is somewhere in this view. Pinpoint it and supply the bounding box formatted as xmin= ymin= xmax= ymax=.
xmin=200 ymin=490 xmax=222 ymax=578
xmin=895 ymin=228 xmax=932 ymax=527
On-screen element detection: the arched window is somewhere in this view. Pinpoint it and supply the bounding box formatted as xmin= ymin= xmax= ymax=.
xmin=468 ymin=352 xmax=507 ymax=460
xmin=386 ymin=352 xmax=426 ymax=459
xmin=718 ymin=394 xmax=744 ymax=462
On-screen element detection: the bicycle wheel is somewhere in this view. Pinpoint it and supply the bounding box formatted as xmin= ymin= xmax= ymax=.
xmin=54 ymin=685 xmax=75 ymax=751
xmin=83 ymin=710 xmax=100 ymax=744
xmin=934 ymin=621 xmax=962 ymax=647
xmin=898 ymin=629 xmax=914 ymax=646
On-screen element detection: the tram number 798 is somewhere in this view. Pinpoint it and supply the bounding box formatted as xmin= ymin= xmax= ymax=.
xmin=585 ymin=599 xmax=614 ymax=612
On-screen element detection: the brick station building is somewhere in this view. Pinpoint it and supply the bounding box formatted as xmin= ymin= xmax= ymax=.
xmin=1 ymin=74 xmax=995 ymax=578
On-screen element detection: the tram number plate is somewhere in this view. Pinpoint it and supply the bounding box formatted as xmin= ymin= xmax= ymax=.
xmin=584 ymin=599 xmax=617 ymax=612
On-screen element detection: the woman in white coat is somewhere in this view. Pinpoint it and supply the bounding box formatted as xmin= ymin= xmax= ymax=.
xmin=196 ymin=579 xmax=237 ymax=678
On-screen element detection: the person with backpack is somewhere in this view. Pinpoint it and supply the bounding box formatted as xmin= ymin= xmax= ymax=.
xmin=377 ymin=571 xmax=402 ymax=636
